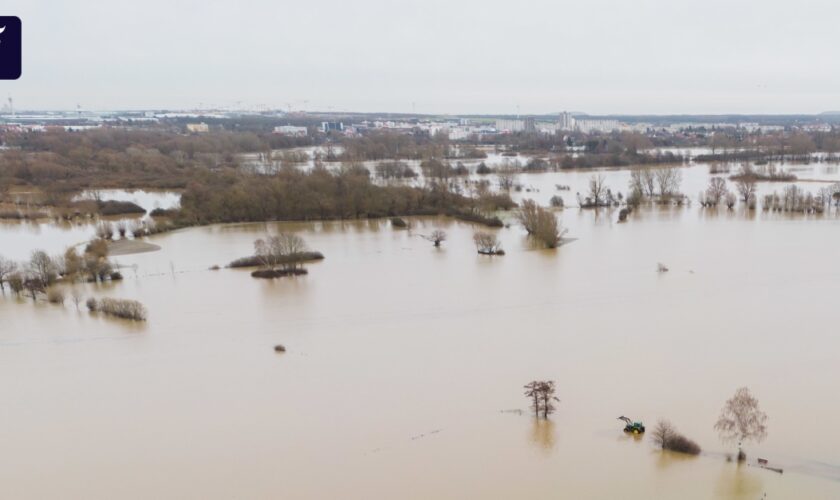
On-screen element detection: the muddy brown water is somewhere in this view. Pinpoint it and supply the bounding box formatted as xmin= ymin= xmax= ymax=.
xmin=2 ymin=168 xmax=840 ymax=498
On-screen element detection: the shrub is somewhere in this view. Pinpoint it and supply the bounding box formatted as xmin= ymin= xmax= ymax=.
xmin=86 ymin=297 xmax=98 ymax=311
xmin=449 ymin=210 xmax=504 ymax=227
xmin=390 ymin=217 xmax=408 ymax=228
xmin=150 ymin=207 xmax=177 ymax=217
xmin=251 ymin=268 xmax=308 ymax=279
xmin=618 ymin=208 xmax=631 ymax=222
xmin=96 ymin=298 xmax=147 ymax=321
xmin=47 ymin=288 xmax=65 ymax=305
xmin=651 ymin=420 xmax=701 ymax=456
xmin=229 ymin=251 xmax=324 ymax=268
xmin=668 ymin=434 xmax=702 ymax=455
xmin=473 ymin=231 xmax=504 ymax=255
xmin=549 ymin=195 xmax=564 ymax=208
xmin=98 ymin=200 xmax=146 ymax=216
xmin=476 ymin=162 xmax=492 ymax=175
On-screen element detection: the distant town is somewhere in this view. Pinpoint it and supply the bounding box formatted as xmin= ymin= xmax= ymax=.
xmin=2 ymin=97 xmax=840 ymax=140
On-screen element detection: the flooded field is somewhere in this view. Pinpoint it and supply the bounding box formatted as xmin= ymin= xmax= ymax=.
xmin=2 ymin=166 xmax=840 ymax=499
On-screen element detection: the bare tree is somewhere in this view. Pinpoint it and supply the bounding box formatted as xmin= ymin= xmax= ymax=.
xmin=518 ymin=200 xmax=567 ymax=249
xmin=641 ymin=169 xmax=657 ymax=197
xmin=588 ymin=174 xmax=608 ymax=205
xmin=652 ymin=419 xmax=701 ymax=455
xmin=736 ymin=178 xmax=757 ymax=204
xmin=254 ymin=238 xmax=274 ymax=269
xmin=705 ymin=178 xmax=729 ymax=206
xmin=524 ymin=380 xmax=560 ymax=419
xmin=70 ymin=288 xmax=84 ymax=310
xmin=725 ymin=192 xmax=737 ymax=209
xmin=497 ymin=161 xmax=519 ymax=191
xmin=0 ymin=255 xmax=17 ymax=292
xmin=8 ymin=273 xmax=24 ymax=296
xmin=473 ymin=232 xmax=503 ymax=255
xmin=652 ymin=420 xmax=676 ymax=449
xmin=29 ymin=250 xmax=58 ymax=286
xmin=23 ymin=277 xmax=46 ymax=302
xmin=425 ymin=229 xmax=447 ymax=247
xmin=63 ymin=248 xmax=83 ymax=279
xmin=655 ymin=167 xmax=682 ymax=197
xmin=516 ymin=199 xmax=541 ymax=234
xmin=254 ymin=233 xmax=309 ymax=272
xmin=96 ymin=223 xmax=114 ymax=241
xmin=714 ymin=387 xmax=767 ymax=460
xmin=628 ymin=169 xmax=645 ymax=198
xmin=272 ymin=233 xmax=308 ymax=272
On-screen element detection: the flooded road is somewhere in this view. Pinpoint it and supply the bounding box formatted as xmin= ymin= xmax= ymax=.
xmin=2 ymin=168 xmax=840 ymax=498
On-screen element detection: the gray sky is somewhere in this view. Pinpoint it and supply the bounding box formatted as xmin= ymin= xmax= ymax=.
xmin=2 ymin=0 xmax=839 ymax=114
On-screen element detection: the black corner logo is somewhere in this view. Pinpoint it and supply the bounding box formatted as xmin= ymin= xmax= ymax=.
xmin=0 ymin=16 xmax=21 ymax=80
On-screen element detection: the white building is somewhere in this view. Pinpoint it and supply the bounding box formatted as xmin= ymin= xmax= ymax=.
xmin=495 ymin=118 xmax=536 ymax=133
xmin=185 ymin=122 xmax=209 ymax=133
xmin=557 ymin=112 xmax=575 ymax=131
xmin=273 ymin=125 xmax=308 ymax=137
xmin=575 ymin=119 xmax=620 ymax=133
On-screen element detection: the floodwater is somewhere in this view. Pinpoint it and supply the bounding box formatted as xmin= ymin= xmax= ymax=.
xmin=2 ymin=167 xmax=840 ymax=499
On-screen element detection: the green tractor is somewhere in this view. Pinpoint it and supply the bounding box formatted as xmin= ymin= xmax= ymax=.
xmin=618 ymin=416 xmax=645 ymax=434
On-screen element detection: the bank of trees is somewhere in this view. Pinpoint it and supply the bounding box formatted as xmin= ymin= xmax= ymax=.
xmin=627 ymin=166 xmax=683 ymax=204
xmin=0 ymin=242 xmax=121 ymax=301
xmin=177 ymin=166 xmax=513 ymax=225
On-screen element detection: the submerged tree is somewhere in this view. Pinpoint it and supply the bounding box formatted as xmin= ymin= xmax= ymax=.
xmin=524 ymin=380 xmax=559 ymax=419
xmin=651 ymin=419 xmax=701 ymax=455
xmin=473 ymin=232 xmax=503 ymax=255
xmin=655 ymin=167 xmax=682 ymax=197
xmin=517 ymin=200 xmax=567 ymax=249
xmin=652 ymin=420 xmax=676 ymax=449
xmin=736 ymin=178 xmax=757 ymax=205
xmin=0 ymin=255 xmax=17 ymax=292
xmin=705 ymin=177 xmax=729 ymax=206
xmin=254 ymin=233 xmax=310 ymax=273
xmin=425 ymin=229 xmax=447 ymax=247
xmin=714 ymin=387 xmax=767 ymax=461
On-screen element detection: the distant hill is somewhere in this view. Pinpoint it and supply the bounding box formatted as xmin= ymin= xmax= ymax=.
xmin=819 ymin=111 xmax=840 ymax=116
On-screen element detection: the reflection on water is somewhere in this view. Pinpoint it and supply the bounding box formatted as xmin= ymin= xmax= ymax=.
xmin=714 ymin=464 xmax=764 ymax=499
xmin=528 ymin=418 xmax=557 ymax=454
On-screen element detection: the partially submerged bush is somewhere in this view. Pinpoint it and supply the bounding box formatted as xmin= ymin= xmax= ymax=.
xmin=47 ymin=288 xmax=65 ymax=305
xmin=229 ymin=251 xmax=324 ymax=268
xmin=251 ymin=268 xmax=308 ymax=278
xmin=450 ymin=210 xmax=504 ymax=228
xmin=88 ymin=298 xmax=147 ymax=321
xmin=473 ymin=231 xmax=504 ymax=255
xmin=618 ymin=208 xmax=631 ymax=222
xmin=97 ymin=200 xmax=146 ymax=216
xmin=651 ymin=420 xmax=701 ymax=455
xmin=390 ymin=217 xmax=408 ymax=228
xmin=517 ymin=199 xmax=567 ymax=248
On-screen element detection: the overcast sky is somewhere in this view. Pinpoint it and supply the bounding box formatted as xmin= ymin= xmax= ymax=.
xmin=2 ymin=0 xmax=839 ymax=114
